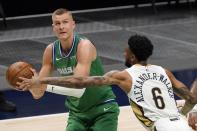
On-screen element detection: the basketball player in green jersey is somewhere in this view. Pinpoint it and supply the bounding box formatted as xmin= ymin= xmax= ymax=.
xmin=18 ymin=8 xmax=119 ymax=131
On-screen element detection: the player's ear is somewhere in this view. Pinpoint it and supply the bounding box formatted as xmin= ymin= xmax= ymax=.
xmin=130 ymin=54 xmax=136 ymax=62
xmin=72 ymin=20 xmax=76 ymax=29
xmin=52 ymin=23 xmax=55 ymax=32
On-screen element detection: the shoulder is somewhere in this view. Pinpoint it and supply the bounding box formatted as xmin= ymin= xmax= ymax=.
xmin=150 ymin=65 xmax=168 ymax=74
xmin=78 ymin=38 xmax=95 ymax=49
xmin=76 ymin=38 xmax=97 ymax=60
xmin=163 ymin=68 xmax=175 ymax=79
xmin=45 ymin=43 xmax=53 ymax=52
xmin=74 ymin=34 xmax=97 ymax=61
xmin=107 ymin=70 xmax=132 ymax=93
xmin=106 ymin=70 xmax=131 ymax=80
xmin=42 ymin=43 xmax=53 ymax=58
xmin=119 ymin=70 xmax=132 ymax=80
xmin=75 ymin=34 xmax=95 ymax=50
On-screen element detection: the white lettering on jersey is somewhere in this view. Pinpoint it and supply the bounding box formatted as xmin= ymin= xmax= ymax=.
xmin=57 ymin=67 xmax=73 ymax=75
xmin=133 ymin=72 xmax=174 ymax=103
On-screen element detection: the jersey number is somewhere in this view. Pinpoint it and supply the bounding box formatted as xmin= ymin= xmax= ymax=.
xmin=152 ymin=87 xmax=165 ymax=109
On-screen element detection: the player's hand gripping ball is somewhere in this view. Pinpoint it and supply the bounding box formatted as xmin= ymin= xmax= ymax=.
xmin=6 ymin=61 xmax=33 ymax=90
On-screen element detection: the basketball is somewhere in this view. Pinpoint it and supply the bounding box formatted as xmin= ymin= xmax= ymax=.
xmin=6 ymin=61 xmax=34 ymax=88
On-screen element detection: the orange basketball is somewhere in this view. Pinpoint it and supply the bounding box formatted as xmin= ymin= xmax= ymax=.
xmin=6 ymin=61 xmax=34 ymax=88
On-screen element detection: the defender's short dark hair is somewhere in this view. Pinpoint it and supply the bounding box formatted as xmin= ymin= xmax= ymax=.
xmin=128 ymin=34 xmax=153 ymax=61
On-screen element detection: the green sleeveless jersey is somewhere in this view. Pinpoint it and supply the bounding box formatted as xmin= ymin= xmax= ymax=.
xmin=52 ymin=34 xmax=116 ymax=112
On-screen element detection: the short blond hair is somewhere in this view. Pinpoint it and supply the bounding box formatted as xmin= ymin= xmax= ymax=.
xmin=52 ymin=8 xmax=73 ymax=19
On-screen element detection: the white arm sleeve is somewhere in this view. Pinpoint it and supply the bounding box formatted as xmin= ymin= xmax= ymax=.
xmin=46 ymin=84 xmax=85 ymax=98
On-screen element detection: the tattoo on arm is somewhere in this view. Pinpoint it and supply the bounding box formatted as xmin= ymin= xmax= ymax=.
xmin=39 ymin=76 xmax=116 ymax=89
xmin=174 ymin=86 xmax=196 ymax=115
xmin=173 ymin=87 xmax=193 ymax=102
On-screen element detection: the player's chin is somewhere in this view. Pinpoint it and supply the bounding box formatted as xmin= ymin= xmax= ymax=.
xmin=58 ymin=34 xmax=68 ymax=39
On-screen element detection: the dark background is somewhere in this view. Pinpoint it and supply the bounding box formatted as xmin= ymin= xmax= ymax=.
xmin=1 ymin=0 xmax=133 ymax=17
xmin=0 ymin=0 xmax=180 ymax=17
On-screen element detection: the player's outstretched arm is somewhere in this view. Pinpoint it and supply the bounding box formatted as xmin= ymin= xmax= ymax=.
xmin=165 ymin=69 xmax=197 ymax=115
xmin=17 ymin=70 xmax=119 ymax=89
xmin=19 ymin=70 xmax=130 ymax=90
xmin=39 ymin=70 xmax=132 ymax=93
xmin=18 ymin=70 xmax=132 ymax=96
xmin=39 ymin=71 xmax=120 ymax=88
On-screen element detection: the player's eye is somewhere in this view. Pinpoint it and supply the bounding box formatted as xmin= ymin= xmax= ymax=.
xmin=54 ymin=22 xmax=60 ymax=26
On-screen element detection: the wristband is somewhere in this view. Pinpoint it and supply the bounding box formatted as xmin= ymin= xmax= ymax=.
xmin=46 ymin=84 xmax=85 ymax=98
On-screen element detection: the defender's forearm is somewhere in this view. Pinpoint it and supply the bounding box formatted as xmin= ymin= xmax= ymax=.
xmin=39 ymin=76 xmax=113 ymax=88
xmin=181 ymin=101 xmax=195 ymax=115
xmin=189 ymin=79 xmax=197 ymax=113
xmin=174 ymin=87 xmax=197 ymax=115
xmin=174 ymin=87 xmax=195 ymax=103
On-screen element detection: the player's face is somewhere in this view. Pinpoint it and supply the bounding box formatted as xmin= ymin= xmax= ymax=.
xmin=124 ymin=47 xmax=132 ymax=67
xmin=52 ymin=12 xmax=75 ymax=40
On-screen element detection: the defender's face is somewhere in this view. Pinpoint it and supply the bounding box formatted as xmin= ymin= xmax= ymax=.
xmin=52 ymin=13 xmax=75 ymax=40
xmin=124 ymin=47 xmax=132 ymax=67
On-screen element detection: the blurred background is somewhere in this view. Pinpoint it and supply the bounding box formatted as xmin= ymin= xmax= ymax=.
xmin=0 ymin=0 xmax=197 ymax=120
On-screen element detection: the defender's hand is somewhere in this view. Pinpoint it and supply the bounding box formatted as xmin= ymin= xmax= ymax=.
xmin=16 ymin=68 xmax=40 ymax=91
xmin=188 ymin=112 xmax=197 ymax=130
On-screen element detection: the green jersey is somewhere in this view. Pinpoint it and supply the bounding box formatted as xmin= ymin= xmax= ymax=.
xmin=52 ymin=34 xmax=116 ymax=112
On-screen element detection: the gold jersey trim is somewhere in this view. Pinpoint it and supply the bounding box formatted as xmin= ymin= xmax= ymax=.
xmin=130 ymin=100 xmax=153 ymax=127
